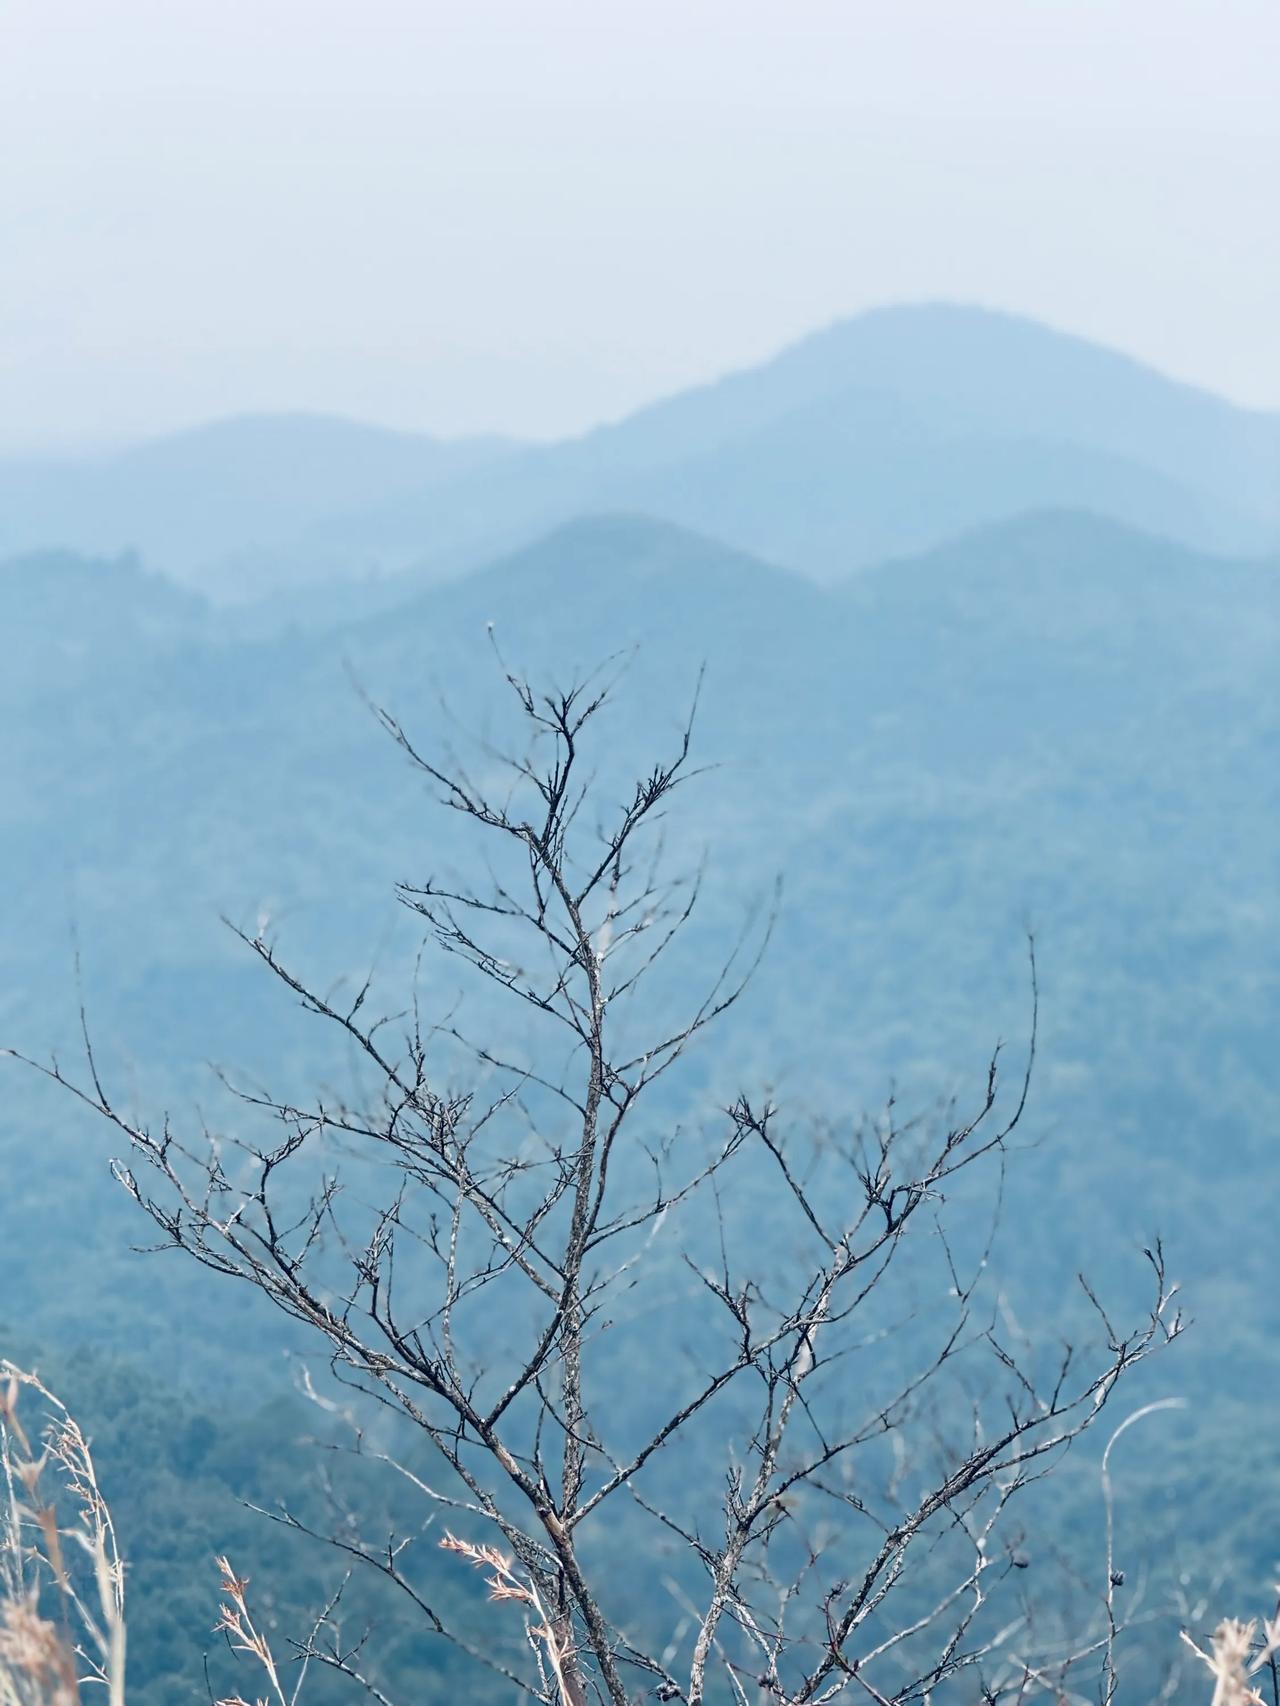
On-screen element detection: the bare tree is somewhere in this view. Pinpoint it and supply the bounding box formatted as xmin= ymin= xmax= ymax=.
xmin=23 ymin=660 xmax=1182 ymax=1706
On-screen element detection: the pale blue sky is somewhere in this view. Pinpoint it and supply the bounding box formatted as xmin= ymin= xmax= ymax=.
xmin=2 ymin=0 xmax=1277 ymax=448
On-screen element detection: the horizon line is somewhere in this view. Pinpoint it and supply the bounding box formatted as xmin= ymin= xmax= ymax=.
xmin=2 ymin=295 xmax=1276 ymax=462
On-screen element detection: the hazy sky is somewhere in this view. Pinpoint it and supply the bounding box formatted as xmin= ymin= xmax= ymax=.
xmin=2 ymin=0 xmax=1278 ymax=450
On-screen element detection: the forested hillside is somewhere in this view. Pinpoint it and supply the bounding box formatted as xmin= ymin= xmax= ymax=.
xmin=3 ymin=310 xmax=1278 ymax=1703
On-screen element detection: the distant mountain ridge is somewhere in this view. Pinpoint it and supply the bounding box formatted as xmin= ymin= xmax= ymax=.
xmin=562 ymin=302 xmax=1280 ymax=493
xmin=1 ymin=304 xmax=1276 ymax=601
xmin=0 ymin=412 xmax=517 ymax=593
xmin=317 ymin=302 xmax=1280 ymax=586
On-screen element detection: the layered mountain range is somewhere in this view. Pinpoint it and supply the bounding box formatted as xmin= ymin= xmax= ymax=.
xmin=2 ymin=303 xmax=1278 ymax=1703
xmin=3 ymin=304 xmax=1277 ymax=600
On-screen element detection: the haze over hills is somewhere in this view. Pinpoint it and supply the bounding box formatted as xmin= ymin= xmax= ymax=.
xmin=5 ymin=513 xmax=1278 ymax=1591
xmin=2 ymin=305 xmax=1277 ymax=602
xmin=0 ymin=412 xmax=516 ymax=594
xmin=6 ymin=505 xmax=1276 ymax=1290
xmin=384 ymin=303 xmax=1277 ymax=578
xmin=3 ymin=303 xmax=1279 ymax=1702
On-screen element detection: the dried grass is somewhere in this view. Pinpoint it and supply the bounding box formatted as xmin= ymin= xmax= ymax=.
xmin=1181 ymin=1600 xmax=1280 ymax=1706
xmin=439 ymin=1531 xmax=582 ymax=1706
xmin=0 ymin=1364 xmax=321 ymax=1706
xmin=0 ymin=1365 xmax=125 ymax=1706
xmin=211 ymin=1554 xmax=305 ymax=1706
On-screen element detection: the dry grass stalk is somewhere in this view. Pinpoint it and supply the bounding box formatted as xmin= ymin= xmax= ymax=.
xmin=0 ymin=1365 xmax=314 ymax=1706
xmin=439 ymin=1531 xmax=582 ymax=1706
xmin=212 ymin=1554 xmax=286 ymax=1706
xmin=212 ymin=1554 xmax=327 ymax=1706
xmin=1181 ymin=1599 xmax=1280 ymax=1706
xmin=0 ymin=1365 xmax=125 ymax=1706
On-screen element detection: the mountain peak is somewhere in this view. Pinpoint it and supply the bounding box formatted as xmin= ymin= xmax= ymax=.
xmin=468 ymin=510 xmax=801 ymax=594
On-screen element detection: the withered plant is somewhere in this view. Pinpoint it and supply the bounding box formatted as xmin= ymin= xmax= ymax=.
xmin=0 ymin=1365 xmax=125 ymax=1706
xmin=23 ymin=661 xmax=1183 ymax=1705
